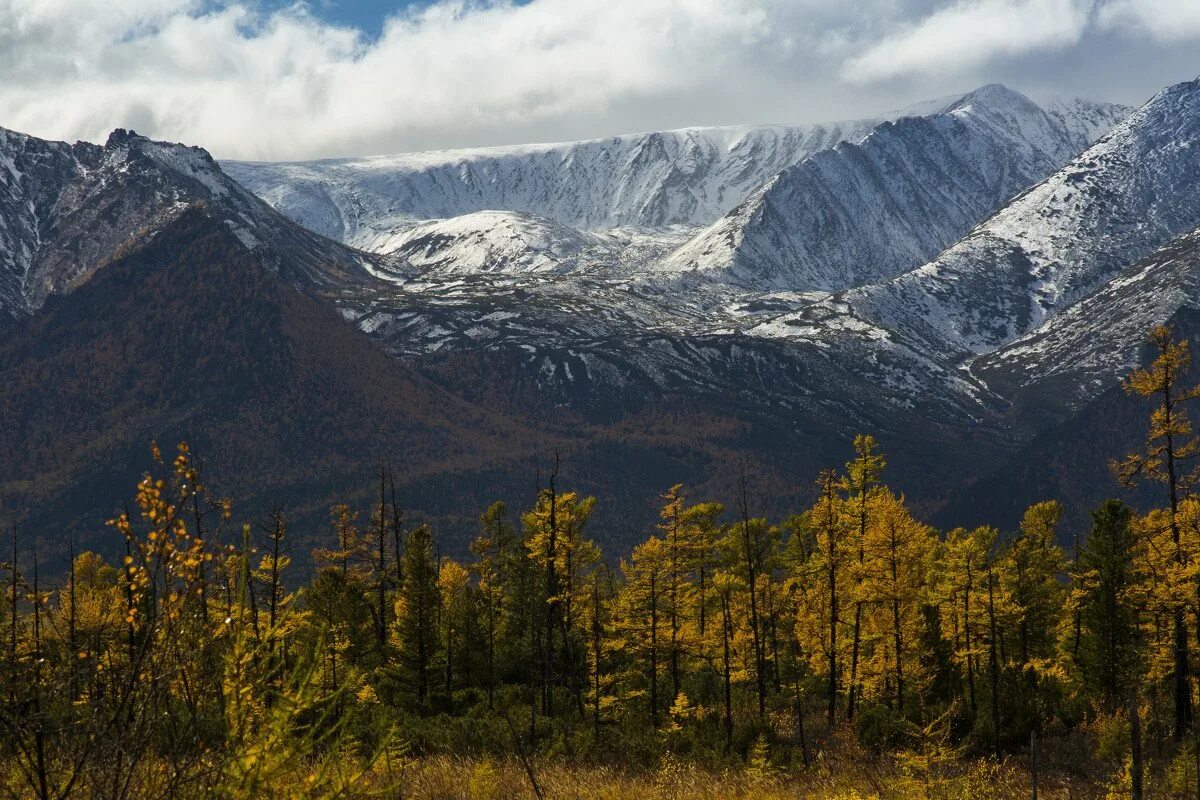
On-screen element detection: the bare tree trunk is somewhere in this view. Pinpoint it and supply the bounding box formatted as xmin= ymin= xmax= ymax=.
xmin=591 ymin=574 xmax=603 ymax=738
xmin=987 ymin=562 xmax=1002 ymax=759
xmin=890 ymin=522 xmax=905 ymax=710
xmin=1131 ymin=692 xmax=1143 ymax=800
xmin=791 ymin=638 xmax=810 ymax=766
xmin=739 ymin=471 xmax=767 ymax=722
xmin=376 ymin=462 xmax=389 ymax=655
xmin=965 ymin=559 xmax=977 ymax=714
xmin=721 ymin=590 xmax=734 ymax=751
xmin=819 ymin=471 xmax=839 ymax=729
xmin=1030 ymin=730 xmax=1038 ymax=800
xmin=649 ymin=565 xmax=659 ymax=726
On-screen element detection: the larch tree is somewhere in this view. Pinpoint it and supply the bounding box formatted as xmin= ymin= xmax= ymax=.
xmin=1003 ymin=501 xmax=1066 ymax=667
xmin=735 ymin=473 xmax=769 ymax=723
xmin=859 ymin=490 xmax=935 ymax=712
xmin=438 ymin=558 xmax=472 ymax=693
xmin=842 ymin=435 xmax=886 ymax=723
xmin=615 ymin=536 xmax=670 ymax=726
xmin=658 ymin=484 xmax=694 ymax=708
xmin=586 ymin=565 xmax=615 ymax=738
xmin=804 ymin=468 xmax=847 ymax=727
xmin=313 ymin=504 xmax=365 ymax=581
xmin=1113 ymin=325 xmax=1200 ymax=740
xmin=524 ymin=488 xmax=598 ymax=716
xmin=940 ymin=527 xmax=984 ymax=714
xmin=369 ymin=464 xmax=392 ymax=658
xmin=682 ymin=501 xmax=724 ymax=654
xmin=470 ymin=501 xmax=515 ymax=711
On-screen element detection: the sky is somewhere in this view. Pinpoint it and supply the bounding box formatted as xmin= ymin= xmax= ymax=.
xmin=0 ymin=0 xmax=1198 ymax=161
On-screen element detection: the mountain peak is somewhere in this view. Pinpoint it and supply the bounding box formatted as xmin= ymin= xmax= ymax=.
xmin=104 ymin=127 xmax=140 ymax=147
xmin=942 ymin=83 xmax=1040 ymax=116
xmin=652 ymin=84 xmax=1126 ymax=294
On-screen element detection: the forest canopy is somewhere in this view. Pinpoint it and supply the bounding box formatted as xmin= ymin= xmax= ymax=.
xmin=2 ymin=325 xmax=1200 ymax=799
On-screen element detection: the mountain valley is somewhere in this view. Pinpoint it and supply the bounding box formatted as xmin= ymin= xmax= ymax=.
xmin=3 ymin=79 xmax=1200 ymax=548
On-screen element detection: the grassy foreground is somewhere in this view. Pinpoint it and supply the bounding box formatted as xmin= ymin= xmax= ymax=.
xmin=285 ymin=740 xmax=1130 ymax=800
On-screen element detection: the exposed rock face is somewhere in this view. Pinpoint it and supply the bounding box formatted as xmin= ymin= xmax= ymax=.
xmin=0 ymin=126 xmax=377 ymax=331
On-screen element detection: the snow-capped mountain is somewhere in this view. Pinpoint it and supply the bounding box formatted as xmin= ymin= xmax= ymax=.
xmin=226 ymin=88 xmax=1123 ymax=244
xmin=224 ymin=120 xmax=884 ymax=246
xmin=1 ymin=78 xmax=1183 ymax=536
xmin=659 ymin=85 xmax=1129 ymax=292
xmin=974 ymin=224 xmax=1200 ymax=408
xmin=845 ymin=78 xmax=1200 ymax=362
xmin=0 ymin=126 xmax=376 ymax=330
xmin=227 ymin=86 xmax=1128 ymax=294
xmin=213 ymin=82 xmax=1152 ymax=431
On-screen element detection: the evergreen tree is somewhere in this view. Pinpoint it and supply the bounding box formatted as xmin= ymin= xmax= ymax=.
xmin=1078 ymin=499 xmax=1141 ymax=706
xmin=1003 ymin=501 xmax=1066 ymax=666
xmin=397 ymin=524 xmax=440 ymax=707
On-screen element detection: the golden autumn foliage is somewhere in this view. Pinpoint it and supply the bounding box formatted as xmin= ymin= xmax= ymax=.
xmin=11 ymin=327 xmax=1200 ymax=797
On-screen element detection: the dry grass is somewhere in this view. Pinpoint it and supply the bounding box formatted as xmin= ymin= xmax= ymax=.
xmin=361 ymin=749 xmax=1115 ymax=800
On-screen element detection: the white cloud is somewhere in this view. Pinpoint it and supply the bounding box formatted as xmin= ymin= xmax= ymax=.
xmin=1097 ymin=0 xmax=1200 ymax=41
xmin=0 ymin=0 xmax=789 ymax=159
xmin=841 ymin=0 xmax=1200 ymax=85
xmin=0 ymin=0 xmax=1196 ymax=159
xmin=842 ymin=0 xmax=1091 ymax=83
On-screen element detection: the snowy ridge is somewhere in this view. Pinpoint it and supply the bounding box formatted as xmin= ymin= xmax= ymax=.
xmin=228 ymin=87 xmax=1128 ymax=295
xmin=973 ymin=226 xmax=1200 ymax=407
xmin=224 ymin=121 xmax=882 ymax=246
xmin=0 ymin=126 xmax=379 ymax=328
xmin=844 ymin=78 xmax=1200 ymax=360
xmin=657 ymin=86 xmax=1128 ymax=292
xmin=224 ymin=90 xmax=1021 ymax=249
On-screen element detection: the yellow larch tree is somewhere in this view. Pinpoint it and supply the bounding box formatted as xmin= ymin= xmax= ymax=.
xmin=858 ymin=490 xmax=937 ymax=712
xmin=843 ymin=434 xmax=887 ymax=722
xmin=613 ymin=536 xmax=670 ymax=726
xmin=1113 ymin=324 xmax=1200 ymax=740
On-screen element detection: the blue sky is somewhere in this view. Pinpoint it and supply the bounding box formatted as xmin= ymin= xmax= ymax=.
xmin=265 ymin=0 xmax=531 ymax=38
xmin=286 ymin=1 xmax=428 ymax=36
xmin=2 ymin=0 xmax=1199 ymax=160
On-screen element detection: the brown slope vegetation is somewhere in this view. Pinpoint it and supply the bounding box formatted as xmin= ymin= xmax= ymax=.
xmin=932 ymin=310 xmax=1200 ymax=535
xmin=0 ymin=207 xmax=835 ymax=561
xmin=0 ymin=207 xmax=560 ymax=554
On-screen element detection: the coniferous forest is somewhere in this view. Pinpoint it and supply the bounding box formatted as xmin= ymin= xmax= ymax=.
xmin=5 ymin=326 xmax=1200 ymax=800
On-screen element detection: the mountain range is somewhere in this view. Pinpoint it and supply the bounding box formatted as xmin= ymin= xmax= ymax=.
xmin=3 ymin=77 xmax=1199 ymax=554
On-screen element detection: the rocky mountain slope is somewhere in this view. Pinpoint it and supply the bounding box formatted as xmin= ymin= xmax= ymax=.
xmin=975 ymin=224 xmax=1200 ymax=410
xmin=4 ymin=78 xmax=1196 ymax=547
xmin=1 ymin=207 xmax=969 ymax=554
xmin=0 ymin=126 xmax=379 ymax=332
xmin=844 ymin=78 xmax=1200 ymax=363
xmin=228 ymin=87 xmax=1129 ymax=294
xmin=659 ymin=86 xmax=1130 ymax=291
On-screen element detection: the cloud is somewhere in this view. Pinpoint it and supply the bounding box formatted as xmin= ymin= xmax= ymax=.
xmin=0 ymin=0 xmax=790 ymax=159
xmin=1097 ymin=0 xmax=1200 ymax=41
xmin=841 ymin=0 xmax=1200 ymax=85
xmin=842 ymin=0 xmax=1091 ymax=83
xmin=0 ymin=0 xmax=1197 ymax=159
